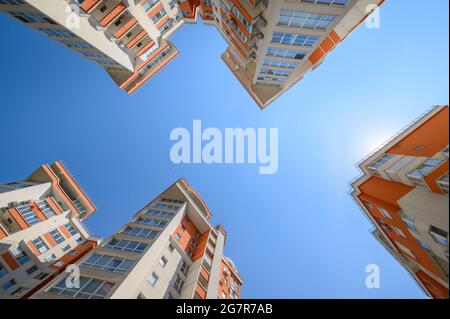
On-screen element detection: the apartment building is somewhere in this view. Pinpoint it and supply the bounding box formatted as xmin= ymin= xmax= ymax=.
xmin=32 ymin=178 xmax=242 ymax=299
xmin=2 ymin=0 xmax=383 ymax=108
xmin=179 ymin=0 xmax=385 ymax=108
xmin=351 ymin=105 xmax=449 ymax=299
xmin=0 ymin=0 xmax=183 ymax=94
xmin=0 ymin=161 xmax=98 ymax=299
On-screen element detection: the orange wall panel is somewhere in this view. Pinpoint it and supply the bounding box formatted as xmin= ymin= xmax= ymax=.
xmin=387 ymin=107 xmax=449 ymax=157
xmin=308 ymin=48 xmax=325 ymax=65
xmin=30 ymin=203 xmax=47 ymax=222
xmin=1 ymin=252 xmax=19 ymax=270
xmin=43 ymin=232 xmax=57 ymax=248
xmin=9 ymin=208 xmax=29 ymax=230
xmin=0 ymin=225 xmax=7 ymax=239
xmin=45 ymin=197 xmax=63 ymax=215
xmin=27 ymin=240 xmax=41 ymax=256
xmin=358 ymin=176 xmax=413 ymax=207
xmin=59 ymin=225 xmax=71 ymax=239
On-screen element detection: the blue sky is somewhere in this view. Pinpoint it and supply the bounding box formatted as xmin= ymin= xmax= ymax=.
xmin=0 ymin=0 xmax=448 ymax=298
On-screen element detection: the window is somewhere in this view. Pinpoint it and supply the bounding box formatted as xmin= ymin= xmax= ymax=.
xmin=45 ymin=254 xmax=56 ymax=262
xmin=271 ymin=32 xmax=319 ymax=47
xmin=230 ymin=6 xmax=252 ymax=33
xmin=142 ymin=0 xmax=159 ymax=12
xmin=64 ymin=223 xmax=79 ymax=236
xmin=393 ymin=226 xmax=406 ymax=238
xmin=62 ymin=244 xmax=71 ymax=252
xmin=11 ymin=287 xmax=28 ymax=297
xmin=17 ymin=204 xmax=40 ymax=226
xmin=419 ymin=240 xmax=432 ymax=252
xmin=81 ymin=254 xmax=133 ymax=273
xmin=32 ymin=237 xmax=49 ymax=253
xmin=278 ymin=10 xmax=335 ymax=30
xmin=34 ymin=272 xmax=49 ymax=280
xmin=151 ymin=8 xmax=167 ymax=24
xmin=4 ymin=181 xmax=29 ymax=189
xmin=36 ymin=199 xmax=56 ymax=218
xmin=256 ymin=75 xmax=286 ymax=84
xmin=401 ymin=214 xmax=416 ymax=231
xmin=262 ymin=59 xmax=299 ymax=69
xmin=135 ymin=217 xmax=167 ymax=228
xmin=442 ymin=146 xmax=449 ymax=158
xmin=231 ymin=277 xmax=239 ymax=289
xmin=169 ymin=243 xmax=174 ymax=252
xmin=0 ymin=262 xmax=8 ymax=278
xmin=62 ymin=41 xmax=93 ymax=49
xmin=25 ymin=265 xmax=38 ymax=275
xmin=144 ymin=209 xmax=174 ymax=219
xmin=165 ymin=291 xmax=174 ymax=299
xmin=397 ymin=243 xmax=416 ymax=260
xmin=174 ymin=233 xmax=181 ymax=241
xmin=378 ymin=207 xmax=393 ymax=219
xmin=10 ymin=11 xmax=55 ymax=24
xmin=148 ymin=272 xmax=159 ymax=286
xmin=408 ymin=159 xmax=443 ymax=179
xmin=121 ymin=226 xmax=158 ymax=239
xmin=230 ymin=288 xmax=239 ymax=299
xmin=38 ymin=28 xmax=77 ymax=38
xmin=259 ymin=68 xmax=292 ymax=77
xmin=438 ymin=173 xmax=449 ymax=193
xmin=159 ymin=256 xmax=168 ymax=268
xmin=298 ymin=0 xmax=348 ymax=5
xmin=48 ymin=276 xmax=114 ymax=299
xmin=50 ymin=229 xmax=65 ymax=244
xmin=172 ymin=274 xmax=184 ymax=293
xmin=105 ymin=239 xmax=147 ymax=253
xmin=0 ymin=0 xmax=26 ymax=4
xmin=2 ymin=279 xmax=16 ymax=290
xmin=180 ymin=260 xmax=189 ymax=276
xmin=12 ymin=247 xmax=30 ymax=265
xmin=430 ymin=226 xmax=448 ymax=247
xmin=369 ymin=154 xmax=394 ymax=170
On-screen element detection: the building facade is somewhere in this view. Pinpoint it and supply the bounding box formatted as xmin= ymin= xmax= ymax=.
xmin=0 ymin=161 xmax=98 ymax=299
xmin=351 ymin=105 xmax=449 ymax=299
xmin=0 ymin=0 xmax=183 ymax=94
xmin=1 ymin=0 xmax=383 ymax=108
xmin=32 ymin=178 xmax=243 ymax=299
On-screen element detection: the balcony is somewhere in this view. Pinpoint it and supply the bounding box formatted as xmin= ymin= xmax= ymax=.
xmin=406 ymin=159 xmax=444 ymax=190
xmin=72 ymin=198 xmax=88 ymax=217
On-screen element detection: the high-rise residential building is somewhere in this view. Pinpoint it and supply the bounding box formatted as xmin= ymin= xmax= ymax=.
xmin=181 ymin=0 xmax=385 ymax=108
xmin=31 ymin=178 xmax=243 ymax=299
xmin=0 ymin=161 xmax=99 ymax=299
xmin=0 ymin=0 xmax=183 ymax=94
xmin=351 ymin=105 xmax=449 ymax=299
xmin=1 ymin=0 xmax=383 ymax=108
